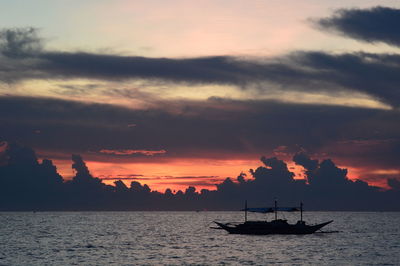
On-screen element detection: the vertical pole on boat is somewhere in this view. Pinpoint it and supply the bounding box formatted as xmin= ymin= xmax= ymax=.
xmin=245 ymin=200 xmax=247 ymax=222
xmin=300 ymin=202 xmax=303 ymax=222
xmin=274 ymin=199 xmax=277 ymax=220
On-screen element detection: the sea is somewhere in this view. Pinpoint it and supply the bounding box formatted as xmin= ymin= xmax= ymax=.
xmin=0 ymin=211 xmax=399 ymax=265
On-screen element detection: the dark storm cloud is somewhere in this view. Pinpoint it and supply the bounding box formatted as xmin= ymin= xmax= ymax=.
xmin=1 ymin=143 xmax=398 ymax=211
xmin=1 ymin=95 xmax=399 ymax=171
xmin=2 ymin=28 xmax=400 ymax=107
xmin=316 ymin=6 xmax=400 ymax=46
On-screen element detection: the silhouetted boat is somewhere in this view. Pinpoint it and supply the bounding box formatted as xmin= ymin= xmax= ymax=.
xmin=214 ymin=201 xmax=333 ymax=235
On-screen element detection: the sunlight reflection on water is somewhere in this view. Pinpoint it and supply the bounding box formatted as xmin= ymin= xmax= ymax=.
xmin=0 ymin=212 xmax=399 ymax=265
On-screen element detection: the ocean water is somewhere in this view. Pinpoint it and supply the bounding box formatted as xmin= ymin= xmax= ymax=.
xmin=0 ymin=211 xmax=399 ymax=265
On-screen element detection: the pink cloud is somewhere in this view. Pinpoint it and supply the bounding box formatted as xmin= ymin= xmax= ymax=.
xmin=99 ymin=149 xmax=166 ymax=156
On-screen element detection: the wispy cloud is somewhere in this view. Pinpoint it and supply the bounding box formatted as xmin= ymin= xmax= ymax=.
xmin=99 ymin=149 xmax=166 ymax=156
xmin=99 ymin=175 xmax=219 ymax=181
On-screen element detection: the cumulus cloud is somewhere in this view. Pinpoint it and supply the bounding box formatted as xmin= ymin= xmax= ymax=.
xmin=293 ymin=152 xmax=319 ymax=173
xmin=72 ymin=154 xmax=91 ymax=178
xmin=0 ymin=142 xmax=398 ymax=211
xmin=0 ymin=142 xmax=64 ymax=210
xmin=316 ymin=6 xmax=400 ymax=46
xmin=209 ymin=154 xmax=399 ymax=210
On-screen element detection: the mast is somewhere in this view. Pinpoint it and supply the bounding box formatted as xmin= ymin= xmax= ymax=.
xmin=300 ymin=202 xmax=303 ymax=222
xmin=245 ymin=200 xmax=247 ymax=222
xmin=274 ymin=199 xmax=277 ymax=220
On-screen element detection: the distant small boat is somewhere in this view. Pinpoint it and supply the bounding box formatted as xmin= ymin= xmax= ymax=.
xmin=213 ymin=200 xmax=333 ymax=235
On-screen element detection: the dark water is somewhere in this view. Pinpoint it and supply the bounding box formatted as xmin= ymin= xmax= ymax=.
xmin=0 ymin=212 xmax=399 ymax=265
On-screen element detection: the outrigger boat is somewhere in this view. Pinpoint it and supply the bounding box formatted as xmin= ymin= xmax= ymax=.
xmin=214 ymin=201 xmax=333 ymax=235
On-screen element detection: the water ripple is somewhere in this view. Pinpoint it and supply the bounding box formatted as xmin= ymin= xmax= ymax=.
xmin=0 ymin=212 xmax=399 ymax=265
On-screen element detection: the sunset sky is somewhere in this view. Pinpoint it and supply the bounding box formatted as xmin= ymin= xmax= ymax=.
xmin=1 ymin=0 xmax=400 ymax=192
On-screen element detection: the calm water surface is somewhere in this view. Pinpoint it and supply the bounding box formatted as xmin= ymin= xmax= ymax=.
xmin=0 ymin=212 xmax=399 ymax=265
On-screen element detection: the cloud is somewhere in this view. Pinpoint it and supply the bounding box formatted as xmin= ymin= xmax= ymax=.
xmin=1 ymin=13 xmax=400 ymax=191
xmin=1 ymin=95 xmax=399 ymax=174
xmin=2 ymin=27 xmax=400 ymax=107
xmin=100 ymin=177 xmax=143 ymax=180
xmin=0 ymin=142 xmax=64 ymax=210
xmin=316 ymin=6 xmax=400 ymax=47
xmin=99 ymin=175 xmax=222 ymax=191
xmin=99 ymin=149 xmax=166 ymax=156
xmin=210 ymin=154 xmax=399 ymax=210
xmin=72 ymin=154 xmax=91 ymax=177
xmin=293 ymin=152 xmax=319 ymax=172
xmin=387 ymin=178 xmax=400 ymax=190
xmin=0 ymin=27 xmax=43 ymax=58
xmin=0 ymin=29 xmax=271 ymax=85
xmin=288 ymin=51 xmax=400 ymax=107
xmin=0 ymin=142 xmax=398 ymax=211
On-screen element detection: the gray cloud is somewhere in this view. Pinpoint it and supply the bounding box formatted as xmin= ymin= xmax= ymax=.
xmin=1 ymin=95 xmax=399 ymax=171
xmin=316 ymin=6 xmax=400 ymax=46
xmin=0 ymin=27 xmax=43 ymax=58
xmin=2 ymin=28 xmax=400 ymax=107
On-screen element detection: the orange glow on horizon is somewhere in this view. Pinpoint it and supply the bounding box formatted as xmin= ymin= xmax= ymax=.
xmin=52 ymin=158 xmax=261 ymax=192
xmin=345 ymin=166 xmax=395 ymax=189
xmin=47 ymin=156 xmax=392 ymax=192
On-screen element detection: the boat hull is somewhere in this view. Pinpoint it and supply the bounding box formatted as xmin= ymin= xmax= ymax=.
xmin=214 ymin=220 xmax=333 ymax=235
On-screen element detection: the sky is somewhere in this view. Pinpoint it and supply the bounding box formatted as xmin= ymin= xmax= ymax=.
xmin=1 ymin=0 xmax=400 ymax=192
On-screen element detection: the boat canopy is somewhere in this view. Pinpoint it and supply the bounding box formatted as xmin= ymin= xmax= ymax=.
xmin=243 ymin=207 xmax=299 ymax=213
